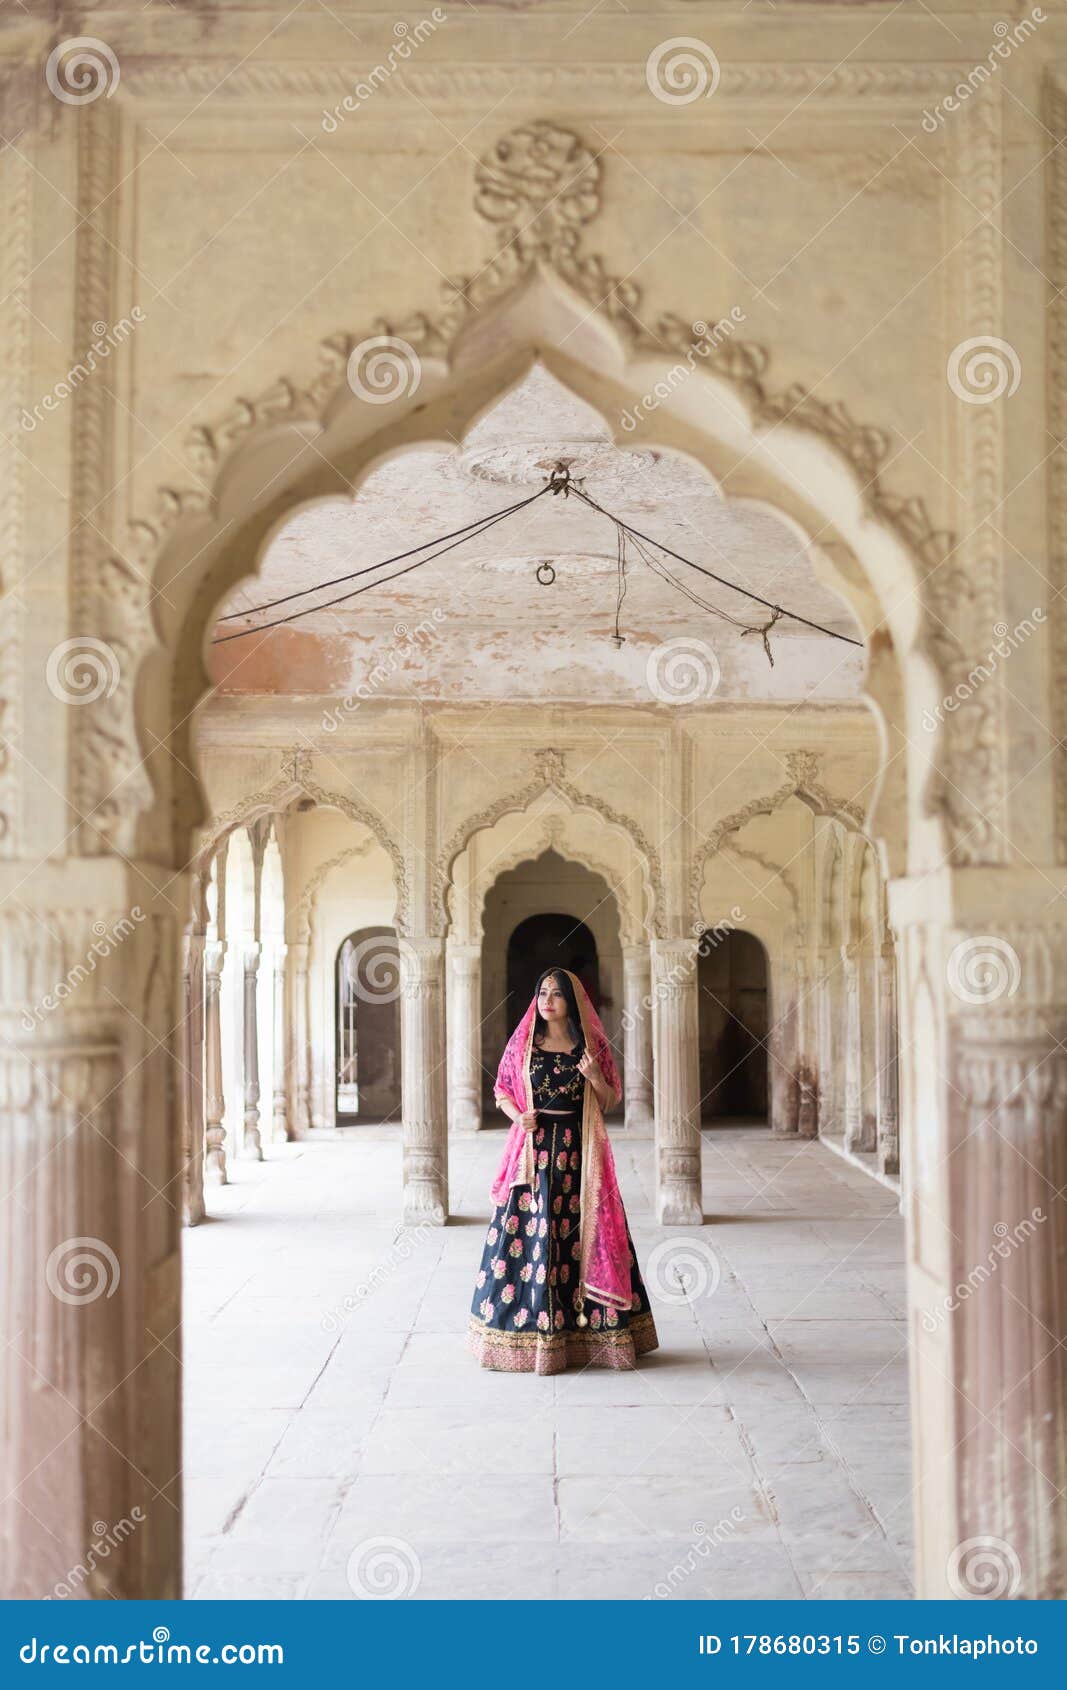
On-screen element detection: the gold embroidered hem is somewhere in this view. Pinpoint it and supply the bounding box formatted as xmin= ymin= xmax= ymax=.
xmin=466 ymin=1310 xmax=659 ymax=1375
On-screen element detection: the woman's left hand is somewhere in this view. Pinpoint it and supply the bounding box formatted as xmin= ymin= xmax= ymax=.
xmin=577 ymin=1049 xmax=602 ymax=1086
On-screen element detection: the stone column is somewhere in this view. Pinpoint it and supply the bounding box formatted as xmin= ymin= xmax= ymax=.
xmin=398 ymin=936 xmax=448 ymax=1224
xmin=203 ymin=939 xmax=227 ymax=1185
xmin=622 ymin=942 xmax=654 ymax=1133
xmin=181 ymin=931 xmax=206 ymax=1225
xmin=815 ymin=945 xmax=838 ymax=1137
xmin=651 ymin=937 xmax=702 ymax=1225
xmin=858 ymin=941 xmax=880 ymax=1151
xmin=242 ymin=943 xmax=263 ymax=1159
xmin=841 ymin=942 xmax=866 ymax=1152
xmin=894 ymin=910 xmax=1067 ymax=1601
xmin=0 ymin=894 xmax=181 ymax=1600
xmin=446 ymin=939 xmax=482 ymax=1133
xmin=271 ymin=942 xmax=288 ymax=1142
xmin=794 ymin=948 xmax=818 ymax=1138
xmin=288 ymin=939 xmax=311 ymax=1138
xmin=768 ymin=949 xmax=799 ymax=1137
xmin=876 ymin=940 xmax=900 ymax=1176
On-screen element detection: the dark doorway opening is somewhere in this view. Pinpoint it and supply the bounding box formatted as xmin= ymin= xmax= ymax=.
xmin=335 ymin=927 xmax=401 ymax=1123
xmin=698 ymin=928 xmax=769 ymax=1123
xmin=505 ymin=913 xmax=601 ymax=1036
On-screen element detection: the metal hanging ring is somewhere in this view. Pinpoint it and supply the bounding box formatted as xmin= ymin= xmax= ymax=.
xmin=536 ymin=560 xmax=556 ymax=586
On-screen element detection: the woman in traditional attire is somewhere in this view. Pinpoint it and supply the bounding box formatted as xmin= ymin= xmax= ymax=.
xmin=467 ymin=967 xmax=658 ymax=1373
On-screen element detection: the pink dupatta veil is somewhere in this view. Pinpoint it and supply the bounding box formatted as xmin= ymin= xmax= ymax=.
xmin=490 ymin=969 xmax=632 ymax=1314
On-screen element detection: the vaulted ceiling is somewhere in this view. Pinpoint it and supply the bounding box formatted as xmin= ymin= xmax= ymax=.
xmin=210 ymin=366 xmax=865 ymax=706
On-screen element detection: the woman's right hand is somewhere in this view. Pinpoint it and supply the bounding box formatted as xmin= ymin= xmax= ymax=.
xmin=516 ymin=1110 xmax=538 ymax=1134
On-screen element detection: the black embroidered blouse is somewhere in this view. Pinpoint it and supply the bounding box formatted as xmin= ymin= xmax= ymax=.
xmin=530 ymin=1044 xmax=585 ymax=1109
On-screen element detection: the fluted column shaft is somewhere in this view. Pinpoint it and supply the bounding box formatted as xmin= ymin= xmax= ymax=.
xmin=651 ymin=937 xmax=702 ymax=1226
xmin=399 ymin=936 xmax=448 ymax=1225
xmin=203 ymin=939 xmax=227 ymax=1186
xmin=288 ymin=939 xmax=311 ymax=1138
xmin=841 ymin=942 xmax=865 ymax=1152
xmin=271 ymin=941 xmax=288 ymax=1142
xmin=622 ymin=942 xmax=654 ymax=1133
xmin=894 ymin=914 xmax=1067 ymax=1600
xmin=876 ymin=941 xmax=900 ymax=1176
xmin=242 ymin=942 xmax=263 ymax=1160
xmin=446 ymin=940 xmax=482 ymax=1133
xmin=181 ymin=932 xmax=206 ymax=1225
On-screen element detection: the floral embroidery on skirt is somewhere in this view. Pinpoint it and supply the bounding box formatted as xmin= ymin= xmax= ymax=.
xmin=467 ymin=1112 xmax=658 ymax=1375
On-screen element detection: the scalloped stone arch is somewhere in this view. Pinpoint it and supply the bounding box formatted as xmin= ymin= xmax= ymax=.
xmin=689 ymin=751 xmax=871 ymax=933
xmin=439 ymin=783 xmax=659 ymax=944
xmin=108 ymin=248 xmax=950 ymax=880
xmin=190 ymin=754 xmax=410 ymax=934
xmin=294 ymin=838 xmax=381 ymax=949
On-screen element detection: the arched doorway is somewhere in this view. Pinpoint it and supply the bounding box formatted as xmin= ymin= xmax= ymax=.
xmin=478 ymin=849 xmax=623 ymax=1118
xmin=698 ymin=929 xmax=769 ymax=1124
xmin=506 ymin=912 xmax=601 ymax=1030
xmin=335 ymin=927 xmax=402 ymax=1124
xmin=14 ymin=178 xmax=1047 ymax=1601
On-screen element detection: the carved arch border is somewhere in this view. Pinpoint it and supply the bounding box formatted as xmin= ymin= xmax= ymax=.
xmin=68 ymin=84 xmax=1003 ymax=868
xmin=437 ymin=757 xmax=662 ymax=941
xmin=294 ymin=838 xmax=381 ymax=950
xmin=462 ymin=812 xmax=641 ymax=949
xmin=192 ymin=752 xmax=411 ymax=935
xmin=689 ymin=751 xmax=868 ymax=933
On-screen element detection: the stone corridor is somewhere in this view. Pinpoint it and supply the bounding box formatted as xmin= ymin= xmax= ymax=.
xmin=183 ymin=1129 xmax=912 ymax=1601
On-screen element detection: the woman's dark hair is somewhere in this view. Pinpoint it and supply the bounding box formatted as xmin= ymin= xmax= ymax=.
xmin=532 ymin=968 xmax=585 ymax=1054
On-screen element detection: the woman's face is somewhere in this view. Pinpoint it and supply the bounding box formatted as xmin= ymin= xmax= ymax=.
xmin=537 ymin=974 xmax=568 ymax=1023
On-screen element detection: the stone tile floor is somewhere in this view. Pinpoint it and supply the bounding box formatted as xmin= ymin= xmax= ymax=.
xmin=183 ymin=1126 xmax=914 ymax=1600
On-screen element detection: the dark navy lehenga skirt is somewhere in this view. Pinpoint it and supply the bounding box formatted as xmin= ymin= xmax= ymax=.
xmin=466 ymin=1106 xmax=659 ymax=1374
